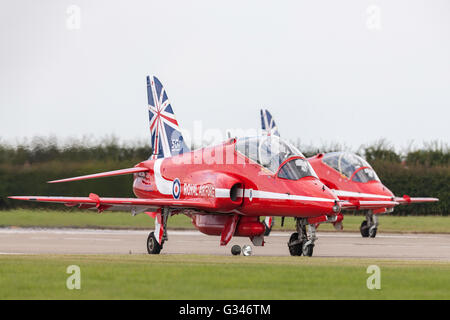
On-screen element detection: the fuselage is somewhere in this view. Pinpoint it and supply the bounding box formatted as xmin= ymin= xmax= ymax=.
xmin=133 ymin=137 xmax=339 ymax=218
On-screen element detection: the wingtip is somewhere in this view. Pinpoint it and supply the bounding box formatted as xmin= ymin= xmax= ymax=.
xmin=8 ymin=196 xmax=26 ymax=200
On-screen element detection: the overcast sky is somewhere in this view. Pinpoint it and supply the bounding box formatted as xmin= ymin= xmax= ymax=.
xmin=1 ymin=0 xmax=449 ymax=151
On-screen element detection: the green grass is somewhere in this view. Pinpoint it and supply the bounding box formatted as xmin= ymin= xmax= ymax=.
xmin=1 ymin=209 xmax=449 ymax=234
xmin=0 ymin=209 xmax=157 ymax=229
xmin=0 ymin=254 xmax=448 ymax=299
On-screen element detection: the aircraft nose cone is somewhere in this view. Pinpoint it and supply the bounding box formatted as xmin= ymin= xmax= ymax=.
xmin=384 ymin=185 xmax=395 ymax=197
xmin=373 ymin=182 xmax=394 ymax=197
xmin=290 ymin=178 xmax=340 ymax=217
xmin=313 ymin=183 xmax=340 ymax=215
xmin=332 ymin=201 xmax=342 ymax=214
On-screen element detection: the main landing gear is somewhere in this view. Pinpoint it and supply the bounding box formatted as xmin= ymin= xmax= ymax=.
xmin=288 ymin=218 xmax=317 ymax=257
xmin=147 ymin=207 xmax=170 ymax=255
xmin=147 ymin=232 xmax=162 ymax=254
xmin=360 ymin=210 xmax=378 ymax=238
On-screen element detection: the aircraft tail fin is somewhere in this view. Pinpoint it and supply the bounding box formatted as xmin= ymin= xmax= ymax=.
xmin=147 ymin=75 xmax=190 ymax=159
xmin=260 ymin=109 xmax=280 ymax=137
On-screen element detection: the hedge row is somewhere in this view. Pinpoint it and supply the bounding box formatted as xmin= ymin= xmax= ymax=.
xmin=368 ymin=161 xmax=448 ymax=215
xmin=0 ymin=138 xmax=448 ymax=215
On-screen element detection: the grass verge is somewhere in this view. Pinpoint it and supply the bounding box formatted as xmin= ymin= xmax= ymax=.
xmin=0 ymin=254 xmax=449 ymax=299
xmin=0 ymin=209 xmax=449 ymax=234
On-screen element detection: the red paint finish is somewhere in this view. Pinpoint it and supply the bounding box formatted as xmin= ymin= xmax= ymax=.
xmin=236 ymin=216 xmax=265 ymax=237
xmin=133 ymin=140 xmax=338 ymax=220
xmin=10 ymin=137 xmax=342 ymax=245
xmin=191 ymin=214 xmax=265 ymax=239
xmin=308 ymin=152 xmax=438 ymax=214
xmin=308 ymin=153 xmax=394 ymax=202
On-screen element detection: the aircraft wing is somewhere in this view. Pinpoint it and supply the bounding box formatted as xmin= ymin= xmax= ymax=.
xmin=8 ymin=194 xmax=216 ymax=213
xmin=340 ymin=200 xmax=399 ymax=211
xmin=394 ymin=195 xmax=439 ymax=205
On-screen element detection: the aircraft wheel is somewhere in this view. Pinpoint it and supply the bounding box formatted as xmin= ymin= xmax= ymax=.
xmin=288 ymin=232 xmax=302 ymax=256
xmin=147 ymin=232 xmax=162 ymax=254
xmin=231 ymin=245 xmax=241 ymax=256
xmin=369 ymin=227 xmax=377 ymax=238
xmin=360 ymin=221 xmax=370 ymax=238
xmin=302 ymin=243 xmax=314 ymax=257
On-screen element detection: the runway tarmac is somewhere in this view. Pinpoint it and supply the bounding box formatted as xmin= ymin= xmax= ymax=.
xmin=0 ymin=228 xmax=449 ymax=260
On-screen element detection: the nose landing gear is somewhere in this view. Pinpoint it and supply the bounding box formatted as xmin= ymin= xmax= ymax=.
xmin=288 ymin=232 xmax=303 ymax=256
xmin=360 ymin=210 xmax=378 ymax=238
xmin=288 ymin=218 xmax=317 ymax=257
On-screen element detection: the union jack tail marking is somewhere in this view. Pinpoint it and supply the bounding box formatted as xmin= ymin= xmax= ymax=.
xmin=147 ymin=75 xmax=190 ymax=159
xmin=260 ymin=109 xmax=280 ymax=137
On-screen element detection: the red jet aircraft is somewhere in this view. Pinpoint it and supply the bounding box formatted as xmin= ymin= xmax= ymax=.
xmin=9 ymin=77 xmax=398 ymax=257
xmin=260 ymin=109 xmax=439 ymax=238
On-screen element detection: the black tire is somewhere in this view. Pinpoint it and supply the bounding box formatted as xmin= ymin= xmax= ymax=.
xmin=288 ymin=232 xmax=302 ymax=256
xmin=302 ymin=244 xmax=314 ymax=257
xmin=369 ymin=227 xmax=377 ymax=238
xmin=360 ymin=221 xmax=370 ymax=238
xmin=147 ymin=232 xmax=162 ymax=254
xmin=231 ymin=245 xmax=241 ymax=256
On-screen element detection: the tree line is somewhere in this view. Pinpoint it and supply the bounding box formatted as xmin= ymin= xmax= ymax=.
xmin=0 ymin=137 xmax=448 ymax=215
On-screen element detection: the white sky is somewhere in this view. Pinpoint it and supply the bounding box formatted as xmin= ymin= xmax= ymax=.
xmin=0 ymin=0 xmax=449 ymax=151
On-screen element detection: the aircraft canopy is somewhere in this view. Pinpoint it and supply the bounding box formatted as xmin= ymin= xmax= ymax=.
xmin=235 ymin=136 xmax=315 ymax=177
xmin=322 ymin=152 xmax=380 ymax=183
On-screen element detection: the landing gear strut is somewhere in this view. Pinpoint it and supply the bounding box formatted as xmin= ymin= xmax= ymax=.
xmin=147 ymin=207 xmax=170 ymax=254
xmin=288 ymin=218 xmax=317 ymax=257
xmin=360 ymin=210 xmax=378 ymax=238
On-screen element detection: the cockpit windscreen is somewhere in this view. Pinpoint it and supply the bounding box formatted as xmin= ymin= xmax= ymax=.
xmin=322 ymin=152 xmax=380 ymax=183
xmin=235 ymin=136 xmax=306 ymax=173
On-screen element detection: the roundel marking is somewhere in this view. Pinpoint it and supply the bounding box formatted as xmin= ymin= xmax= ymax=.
xmin=172 ymin=178 xmax=181 ymax=199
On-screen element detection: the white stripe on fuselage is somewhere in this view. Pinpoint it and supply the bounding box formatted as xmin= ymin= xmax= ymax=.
xmin=153 ymin=161 xmax=334 ymax=203
xmin=154 ymin=159 xmax=172 ymax=195
xmin=215 ymin=188 xmax=335 ymax=203
xmin=245 ymin=189 xmax=335 ymax=202
xmin=215 ymin=188 xmax=231 ymax=198
xmin=331 ymin=189 xmax=391 ymax=200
